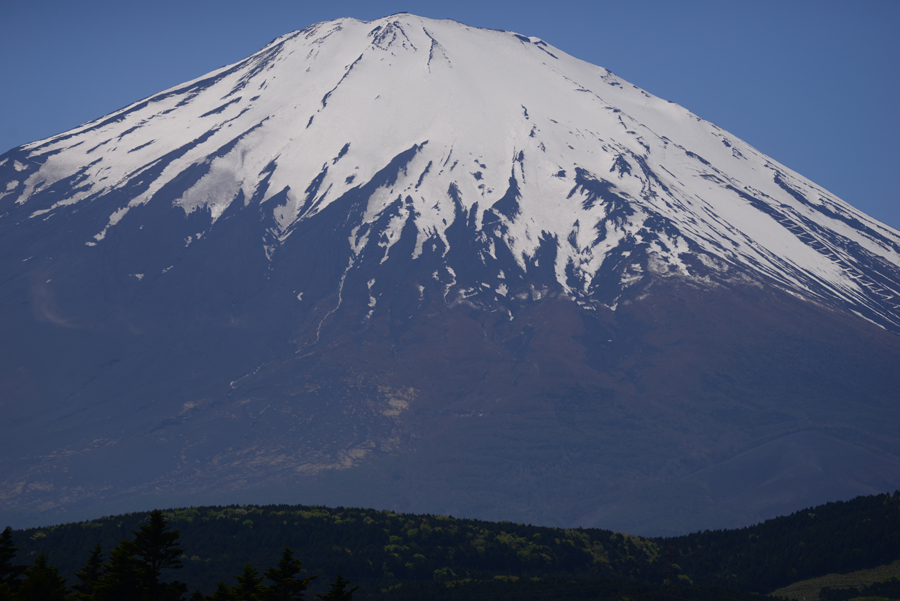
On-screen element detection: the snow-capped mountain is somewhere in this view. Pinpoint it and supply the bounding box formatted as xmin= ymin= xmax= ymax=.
xmin=1 ymin=14 xmax=899 ymax=534
xmin=5 ymin=14 xmax=899 ymax=328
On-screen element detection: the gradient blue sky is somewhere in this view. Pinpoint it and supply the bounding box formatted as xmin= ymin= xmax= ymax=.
xmin=2 ymin=1 xmax=898 ymax=229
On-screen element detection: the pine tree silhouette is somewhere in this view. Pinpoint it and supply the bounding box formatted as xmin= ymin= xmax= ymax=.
xmin=132 ymin=510 xmax=186 ymax=601
xmin=315 ymin=574 xmax=357 ymax=601
xmin=0 ymin=526 xmax=23 ymax=596
xmin=93 ymin=539 xmax=144 ymax=601
xmin=233 ymin=562 xmax=263 ymax=601
xmin=71 ymin=543 xmax=106 ymax=600
xmin=15 ymin=552 xmax=68 ymax=601
xmin=263 ymin=547 xmax=317 ymax=601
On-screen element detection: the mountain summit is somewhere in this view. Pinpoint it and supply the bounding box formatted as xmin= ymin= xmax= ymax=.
xmin=6 ymin=14 xmax=899 ymax=326
xmin=1 ymin=14 xmax=899 ymax=534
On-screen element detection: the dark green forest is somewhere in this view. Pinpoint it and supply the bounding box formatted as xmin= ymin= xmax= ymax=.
xmin=2 ymin=491 xmax=899 ymax=600
xmin=668 ymin=491 xmax=900 ymax=593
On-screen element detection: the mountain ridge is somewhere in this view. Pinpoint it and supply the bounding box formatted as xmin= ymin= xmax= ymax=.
xmin=1 ymin=14 xmax=898 ymax=534
xmin=4 ymin=14 xmax=898 ymax=331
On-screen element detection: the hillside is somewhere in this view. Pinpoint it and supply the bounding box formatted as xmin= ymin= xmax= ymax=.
xmin=4 ymin=491 xmax=898 ymax=599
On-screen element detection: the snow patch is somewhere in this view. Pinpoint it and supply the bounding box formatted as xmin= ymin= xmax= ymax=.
xmin=94 ymin=206 xmax=130 ymax=242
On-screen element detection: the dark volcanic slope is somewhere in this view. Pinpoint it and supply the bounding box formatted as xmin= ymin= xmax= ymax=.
xmin=1 ymin=14 xmax=899 ymax=533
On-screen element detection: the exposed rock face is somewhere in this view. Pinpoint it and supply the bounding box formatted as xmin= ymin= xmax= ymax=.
xmin=1 ymin=14 xmax=898 ymax=534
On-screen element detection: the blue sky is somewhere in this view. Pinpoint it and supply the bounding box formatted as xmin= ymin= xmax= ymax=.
xmin=2 ymin=0 xmax=898 ymax=229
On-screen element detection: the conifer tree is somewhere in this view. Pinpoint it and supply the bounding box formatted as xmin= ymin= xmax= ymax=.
xmin=207 ymin=580 xmax=234 ymax=601
xmin=93 ymin=539 xmax=144 ymax=601
xmin=187 ymin=589 xmax=205 ymax=601
xmin=315 ymin=574 xmax=357 ymax=601
xmin=132 ymin=510 xmax=186 ymax=600
xmin=263 ymin=547 xmax=316 ymax=601
xmin=14 ymin=552 xmax=67 ymax=601
xmin=232 ymin=563 xmax=263 ymax=601
xmin=0 ymin=526 xmax=23 ymax=595
xmin=70 ymin=544 xmax=106 ymax=600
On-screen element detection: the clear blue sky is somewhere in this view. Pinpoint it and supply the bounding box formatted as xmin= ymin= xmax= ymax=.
xmin=2 ymin=0 xmax=898 ymax=230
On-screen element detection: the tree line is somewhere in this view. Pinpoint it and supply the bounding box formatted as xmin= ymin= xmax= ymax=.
xmin=666 ymin=490 xmax=900 ymax=593
xmin=5 ymin=491 xmax=900 ymax=599
xmin=0 ymin=511 xmax=355 ymax=601
xmin=9 ymin=505 xmax=649 ymax=593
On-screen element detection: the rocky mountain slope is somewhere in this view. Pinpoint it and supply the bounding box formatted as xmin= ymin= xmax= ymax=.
xmin=1 ymin=14 xmax=899 ymax=534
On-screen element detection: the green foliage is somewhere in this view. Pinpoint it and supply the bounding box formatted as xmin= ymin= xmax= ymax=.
xmin=3 ymin=490 xmax=898 ymax=598
xmin=772 ymin=559 xmax=900 ymax=600
xmin=357 ymin=576 xmax=767 ymax=600
xmin=820 ymin=577 xmax=900 ymax=601
xmin=92 ymin=539 xmax=144 ymax=601
xmin=13 ymin=510 xmax=191 ymax=601
xmin=316 ymin=574 xmax=357 ymax=601
xmin=0 ymin=527 xmax=23 ymax=592
xmin=10 ymin=505 xmax=651 ymax=593
xmin=132 ymin=509 xmax=187 ymax=601
xmin=664 ymin=490 xmax=900 ymax=593
xmin=263 ymin=547 xmax=316 ymax=601
xmin=232 ymin=562 xmax=263 ymax=601
xmin=14 ymin=552 xmax=67 ymax=601
xmin=206 ymin=581 xmax=233 ymax=601
xmin=70 ymin=544 xmax=105 ymax=600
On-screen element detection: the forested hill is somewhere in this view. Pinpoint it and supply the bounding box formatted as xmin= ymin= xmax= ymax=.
xmin=4 ymin=491 xmax=899 ymax=599
xmin=669 ymin=490 xmax=900 ymax=593
xmin=9 ymin=506 xmax=658 ymax=595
